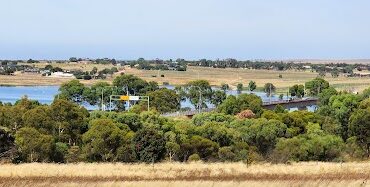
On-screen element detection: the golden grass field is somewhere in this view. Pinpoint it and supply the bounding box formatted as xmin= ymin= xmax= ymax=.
xmin=2 ymin=62 xmax=370 ymax=92
xmin=0 ymin=162 xmax=369 ymax=187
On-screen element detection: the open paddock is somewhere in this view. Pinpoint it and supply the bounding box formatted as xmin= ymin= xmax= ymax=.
xmin=0 ymin=162 xmax=369 ymax=187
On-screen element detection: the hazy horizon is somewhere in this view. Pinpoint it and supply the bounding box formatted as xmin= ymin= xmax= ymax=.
xmin=1 ymin=0 xmax=370 ymax=60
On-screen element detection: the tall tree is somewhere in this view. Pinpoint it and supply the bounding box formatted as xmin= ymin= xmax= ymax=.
xmin=248 ymin=81 xmax=257 ymax=91
xmin=133 ymin=128 xmax=166 ymax=163
xmin=264 ymin=83 xmax=276 ymax=97
xmin=349 ymin=108 xmax=370 ymax=157
xmin=147 ymin=88 xmax=180 ymax=113
xmin=211 ymin=90 xmax=227 ymax=107
xmin=185 ymin=80 xmax=213 ymax=110
xmin=50 ymin=99 xmax=89 ymax=145
xmin=305 ymin=78 xmax=329 ymax=96
xmin=113 ymin=74 xmax=153 ymax=95
xmin=237 ymin=83 xmax=243 ymax=93
xmin=15 ymin=127 xmax=54 ymax=162
xmin=289 ymin=84 xmax=305 ymax=98
xmin=221 ymin=83 xmax=229 ymax=92
xmin=58 ymin=80 xmax=86 ymax=103
xmin=82 ymin=119 xmax=128 ymax=162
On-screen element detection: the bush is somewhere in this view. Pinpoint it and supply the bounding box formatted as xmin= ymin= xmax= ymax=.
xmin=133 ymin=128 xmax=166 ymax=163
xmin=236 ymin=110 xmax=256 ymax=119
xmin=188 ymin=153 xmax=200 ymax=162
xmin=218 ymin=147 xmax=236 ymax=161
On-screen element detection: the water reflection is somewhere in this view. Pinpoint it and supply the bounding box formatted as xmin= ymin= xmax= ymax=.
xmin=0 ymin=85 xmax=316 ymax=111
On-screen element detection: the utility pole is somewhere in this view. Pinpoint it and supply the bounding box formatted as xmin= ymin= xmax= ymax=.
xmin=126 ymin=86 xmax=130 ymax=110
xmin=199 ymin=89 xmax=202 ymax=113
xmin=101 ymin=88 xmax=104 ymax=111
xmin=269 ymin=83 xmax=272 ymax=103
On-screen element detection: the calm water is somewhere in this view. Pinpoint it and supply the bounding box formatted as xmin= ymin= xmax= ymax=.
xmin=0 ymin=86 xmax=59 ymax=104
xmin=0 ymin=85 xmax=314 ymax=111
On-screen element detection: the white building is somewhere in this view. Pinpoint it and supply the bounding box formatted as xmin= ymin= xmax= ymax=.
xmin=50 ymin=72 xmax=75 ymax=78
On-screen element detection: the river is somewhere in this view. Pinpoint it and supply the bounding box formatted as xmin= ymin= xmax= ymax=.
xmin=0 ymin=86 xmax=312 ymax=111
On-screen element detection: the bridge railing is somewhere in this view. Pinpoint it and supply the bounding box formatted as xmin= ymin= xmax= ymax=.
xmin=262 ymin=98 xmax=318 ymax=105
xmin=162 ymin=98 xmax=318 ymax=117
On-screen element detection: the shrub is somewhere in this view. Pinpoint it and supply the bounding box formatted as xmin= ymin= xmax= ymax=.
xmin=188 ymin=153 xmax=200 ymax=162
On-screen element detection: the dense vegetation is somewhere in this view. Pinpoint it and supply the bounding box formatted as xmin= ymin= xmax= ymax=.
xmin=0 ymin=75 xmax=370 ymax=164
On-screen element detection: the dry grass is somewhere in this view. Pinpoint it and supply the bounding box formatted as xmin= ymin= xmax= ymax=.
xmin=0 ymin=162 xmax=369 ymax=187
xmin=125 ymin=66 xmax=370 ymax=92
xmin=20 ymin=62 xmax=116 ymax=72
xmin=2 ymin=64 xmax=370 ymax=92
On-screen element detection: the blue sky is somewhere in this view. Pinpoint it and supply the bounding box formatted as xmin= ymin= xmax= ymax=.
xmin=0 ymin=0 xmax=369 ymax=60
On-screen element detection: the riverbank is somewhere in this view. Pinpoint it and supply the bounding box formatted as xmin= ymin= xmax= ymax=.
xmin=2 ymin=66 xmax=370 ymax=92
xmin=0 ymin=73 xmax=111 ymax=86
xmin=0 ymin=162 xmax=369 ymax=187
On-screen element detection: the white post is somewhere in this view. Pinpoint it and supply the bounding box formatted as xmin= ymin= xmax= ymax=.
xmin=269 ymin=83 xmax=272 ymax=104
xmin=126 ymin=86 xmax=130 ymax=110
xmin=109 ymin=96 xmax=112 ymax=112
xmin=101 ymin=88 xmax=104 ymax=111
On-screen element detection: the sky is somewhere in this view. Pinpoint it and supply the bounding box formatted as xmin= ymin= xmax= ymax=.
xmin=0 ymin=0 xmax=370 ymax=60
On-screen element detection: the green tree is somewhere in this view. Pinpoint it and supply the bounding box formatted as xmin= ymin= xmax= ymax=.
xmin=248 ymin=81 xmax=257 ymax=91
xmin=69 ymin=57 xmax=78 ymax=62
xmin=113 ymin=74 xmax=153 ymax=95
xmin=272 ymin=123 xmax=344 ymax=162
xmin=0 ymin=97 xmax=41 ymax=134
xmin=264 ymin=83 xmax=276 ymax=97
xmin=132 ymin=128 xmax=166 ymax=163
xmin=57 ymin=80 xmax=86 ymax=103
xmin=218 ymin=94 xmax=263 ymax=115
xmin=83 ymin=82 xmax=116 ymax=109
xmin=237 ymin=83 xmax=243 ymax=93
xmin=165 ymin=141 xmax=180 ymax=162
xmin=349 ymin=108 xmax=370 ymax=157
xmin=147 ymin=88 xmax=180 ymax=113
xmin=91 ymin=67 xmax=98 ymax=75
xmin=22 ymin=106 xmax=54 ymax=135
xmin=238 ymin=118 xmax=287 ymax=156
xmin=0 ymin=127 xmax=14 ymax=158
xmin=115 ymin=113 xmax=142 ymax=132
xmin=320 ymin=94 xmax=360 ymax=139
xmin=318 ymin=87 xmax=338 ymax=106
xmin=305 ymin=78 xmax=329 ymax=96
xmin=50 ymin=99 xmax=89 ymax=145
xmin=197 ymin=122 xmax=238 ymax=147
xmin=221 ymin=83 xmax=229 ymax=92
xmin=179 ymin=135 xmax=219 ymax=161
xmin=15 ymin=127 xmax=54 ymax=162
xmin=289 ymin=84 xmax=305 ymax=98
xmin=185 ymin=80 xmax=213 ymax=110
xmin=82 ymin=119 xmax=128 ymax=162
xmin=53 ymin=142 xmax=68 ymax=163
xmin=192 ymin=112 xmax=235 ymax=126
xmin=218 ymin=146 xmax=236 ymax=161
xmin=331 ymin=69 xmax=339 ymax=78
xmin=211 ymin=90 xmax=227 ymax=107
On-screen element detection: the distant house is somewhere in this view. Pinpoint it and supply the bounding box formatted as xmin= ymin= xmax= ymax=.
xmin=50 ymin=72 xmax=75 ymax=78
xmin=303 ymin=65 xmax=312 ymax=70
xmin=353 ymin=72 xmax=370 ymax=77
xmin=23 ymin=67 xmax=40 ymax=74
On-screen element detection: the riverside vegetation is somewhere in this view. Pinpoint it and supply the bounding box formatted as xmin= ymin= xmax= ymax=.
xmin=0 ymin=74 xmax=370 ymax=186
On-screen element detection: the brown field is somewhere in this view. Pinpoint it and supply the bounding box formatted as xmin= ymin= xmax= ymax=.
xmin=125 ymin=66 xmax=370 ymax=92
xmin=2 ymin=63 xmax=370 ymax=92
xmin=0 ymin=162 xmax=370 ymax=187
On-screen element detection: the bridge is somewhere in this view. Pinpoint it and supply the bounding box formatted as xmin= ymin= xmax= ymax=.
xmin=161 ymin=98 xmax=319 ymax=118
xmin=262 ymin=98 xmax=318 ymax=110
